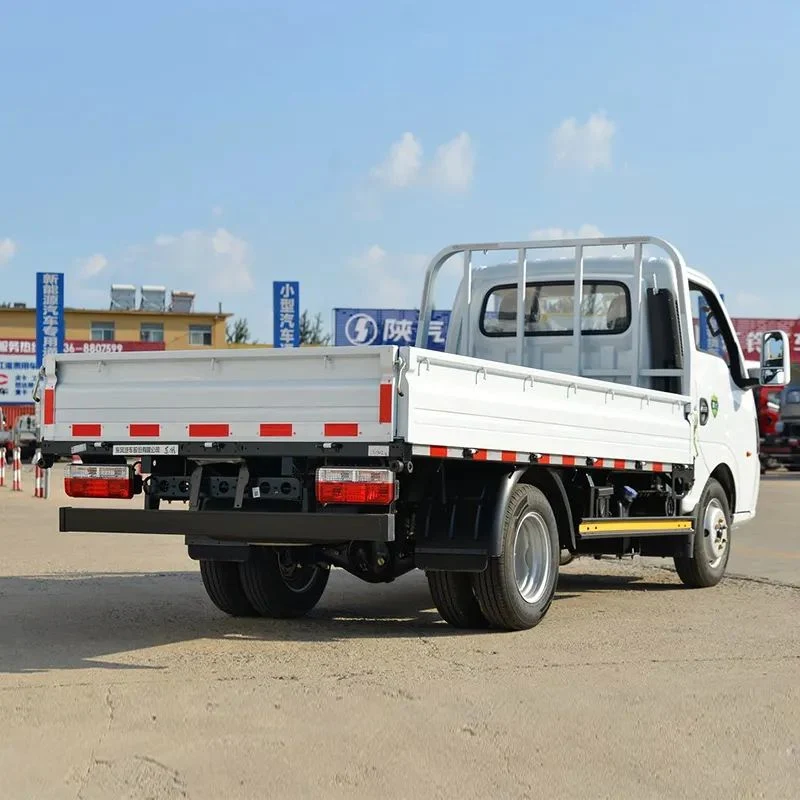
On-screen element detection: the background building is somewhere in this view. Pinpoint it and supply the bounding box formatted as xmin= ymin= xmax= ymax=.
xmin=0 ymin=284 xmax=230 ymax=351
xmin=0 ymin=285 xmax=231 ymax=419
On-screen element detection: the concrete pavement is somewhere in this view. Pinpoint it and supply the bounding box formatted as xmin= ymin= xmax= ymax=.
xmin=0 ymin=468 xmax=798 ymax=799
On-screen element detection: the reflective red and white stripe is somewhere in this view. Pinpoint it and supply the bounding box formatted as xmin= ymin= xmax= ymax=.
xmin=49 ymin=382 xmax=394 ymax=440
xmin=410 ymin=444 xmax=669 ymax=473
xmin=34 ymin=461 xmax=48 ymax=498
xmin=65 ymin=421 xmax=370 ymax=439
xmin=12 ymin=447 xmax=22 ymax=491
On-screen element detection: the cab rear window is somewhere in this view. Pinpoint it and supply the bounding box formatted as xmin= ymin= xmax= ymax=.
xmin=479 ymin=281 xmax=630 ymax=337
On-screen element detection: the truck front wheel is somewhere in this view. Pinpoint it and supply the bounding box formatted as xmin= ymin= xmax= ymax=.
xmin=473 ymin=484 xmax=560 ymax=631
xmin=199 ymin=559 xmax=258 ymax=617
xmin=674 ymin=478 xmax=731 ymax=588
xmin=239 ymin=547 xmax=330 ymax=618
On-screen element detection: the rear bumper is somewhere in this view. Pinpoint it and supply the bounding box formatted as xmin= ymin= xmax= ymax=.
xmin=59 ymin=507 xmax=395 ymax=543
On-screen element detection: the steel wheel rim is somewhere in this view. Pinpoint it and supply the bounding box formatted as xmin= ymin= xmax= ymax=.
xmin=277 ymin=550 xmax=320 ymax=593
xmin=512 ymin=511 xmax=552 ymax=604
xmin=703 ymin=498 xmax=729 ymax=568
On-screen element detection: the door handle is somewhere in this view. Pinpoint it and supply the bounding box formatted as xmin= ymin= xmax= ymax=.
xmin=698 ymin=398 xmax=709 ymax=426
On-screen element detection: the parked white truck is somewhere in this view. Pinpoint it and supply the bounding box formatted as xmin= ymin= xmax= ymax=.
xmin=35 ymin=236 xmax=791 ymax=631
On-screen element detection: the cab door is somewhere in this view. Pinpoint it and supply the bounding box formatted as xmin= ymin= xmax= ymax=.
xmin=688 ymin=281 xmax=760 ymax=514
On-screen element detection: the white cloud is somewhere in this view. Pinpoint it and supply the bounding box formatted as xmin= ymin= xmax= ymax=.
xmin=529 ymin=224 xmax=628 ymax=257
xmin=368 ymin=131 xmax=476 ymax=194
xmin=729 ymin=292 xmax=770 ymax=316
xmin=530 ymin=224 xmax=605 ymax=240
xmin=347 ymin=245 xmax=430 ymax=306
xmin=79 ymin=253 xmax=109 ymax=279
xmin=550 ymin=112 xmax=615 ymax=171
xmin=430 ymin=132 xmax=474 ymax=192
xmin=0 ymin=238 xmax=17 ymax=266
xmin=370 ymin=132 xmax=423 ymax=188
xmin=149 ymin=227 xmax=254 ymax=293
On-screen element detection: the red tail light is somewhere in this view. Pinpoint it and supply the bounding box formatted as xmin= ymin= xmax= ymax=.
xmin=315 ymin=467 xmax=396 ymax=505
xmin=64 ymin=464 xmax=134 ymax=499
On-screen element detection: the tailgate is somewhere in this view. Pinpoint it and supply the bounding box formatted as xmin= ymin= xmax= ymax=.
xmin=40 ymin=346 xmax=398 ymax=445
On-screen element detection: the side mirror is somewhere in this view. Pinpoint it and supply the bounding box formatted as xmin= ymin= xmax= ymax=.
xmin=759 ymin=330 xmax=791 ymax=386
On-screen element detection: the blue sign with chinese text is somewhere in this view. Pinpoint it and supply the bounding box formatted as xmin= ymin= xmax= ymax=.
xmin=333 ymin=308 xmax=451 ymax=350
xmin=273 ymin=281 xmax=300 ymax=347
xmin=35 ymin=272 xmax=65 ymax=368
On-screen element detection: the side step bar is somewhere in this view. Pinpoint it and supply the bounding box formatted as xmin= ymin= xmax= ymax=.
xmin=578 ymin=516 xmax=693 ymax=539
xmin=59 ymin=507 xmax=395 ymax=543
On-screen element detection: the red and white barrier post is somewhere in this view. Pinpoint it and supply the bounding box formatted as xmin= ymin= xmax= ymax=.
xmin=0 ymin=449 xmax=5 ymax=488
xmin=33 ymin=450 xmax=49 ymax=499
xmin=12 ymin=447 xmax=22 ymax=492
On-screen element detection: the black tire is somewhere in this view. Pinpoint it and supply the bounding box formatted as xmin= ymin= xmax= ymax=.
xmin=426 ymin=570 xmax=490 ymax=629
xmin=239 ymin=547 xmax=330 ymax=618
xmin=199 ymin=559 xmax=259 ymax=617
xmin=473 ymin=484 xmax=560 ymax=631
xmin=674 ymin=478 xmax=731 ymax=588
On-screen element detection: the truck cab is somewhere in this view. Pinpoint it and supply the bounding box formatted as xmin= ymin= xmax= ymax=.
xmin=436 ymin=243 xmax=788 ymax=527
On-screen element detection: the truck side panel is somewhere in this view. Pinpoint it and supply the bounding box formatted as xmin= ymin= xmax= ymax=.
xmin=398 ymin=347 xmax=693 ymax=467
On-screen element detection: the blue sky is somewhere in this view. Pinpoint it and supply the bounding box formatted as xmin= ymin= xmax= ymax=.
xmin=2 ymin=0 xmax=799 ymax=341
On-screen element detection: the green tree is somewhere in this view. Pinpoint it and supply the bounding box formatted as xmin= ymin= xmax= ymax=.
xmin=299 ymin=310 xmax=331 ymax=345
xmin=226 ymin=317 xmax=255 ymax=344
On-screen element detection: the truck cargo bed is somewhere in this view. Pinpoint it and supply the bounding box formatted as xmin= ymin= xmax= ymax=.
xmin=41 ymin=344 xmax=692 ymax=469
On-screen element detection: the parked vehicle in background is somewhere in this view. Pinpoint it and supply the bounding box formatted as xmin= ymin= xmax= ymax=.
xmin=761 ymin=383 xmax=800 ymax=472
xmin=756 ymin=386 xmax=782 ymax=473
xmin=37 ymin=236 xmax=791 ymax=632
xmin=12 ymin=414 xmax=40 ymax=461
xmin=1 ymin=404 xmax=37 ymax=463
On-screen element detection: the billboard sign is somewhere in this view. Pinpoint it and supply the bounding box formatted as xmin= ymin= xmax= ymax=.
xmin=732 ymin=319 xmax=800 ymax=360
xmin=333 ymin=308 xmax=451 ymax=350
xmin=0 ymin=339 xmax=166 ymax=356
xmin=35 ymin=272 xmax=65 ymax=368
xmin=273 ymin=281 xmax=300 ymax=348
xmin=0 ymin=357 xmax=37 ymax=404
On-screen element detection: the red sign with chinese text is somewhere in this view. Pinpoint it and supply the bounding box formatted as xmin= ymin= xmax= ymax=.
xmin=0 ymin=339 xmax=166 ymax=355
xmin=731 ymin=320 xmax=800 ymax=359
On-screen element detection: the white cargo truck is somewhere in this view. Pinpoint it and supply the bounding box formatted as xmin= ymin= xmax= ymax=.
xmin=35 ymin=236 xmax=791 ymax=631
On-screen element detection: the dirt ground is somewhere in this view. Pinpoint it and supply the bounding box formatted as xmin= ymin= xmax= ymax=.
xmin=1 ymin=467 xmax=798 ymax=799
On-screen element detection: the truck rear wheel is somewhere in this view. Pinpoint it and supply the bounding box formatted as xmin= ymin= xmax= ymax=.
xmin=426 ymin=571 xmax=490 ymax=629
xmin=199 ymin=559 xmax=258 ymax=617
xmin=674 ymin=478 xmax=731 ymax=588
xmin=473 ymin=484 xmax=560 ymax=631
xmin=239 ymin=547 xmax=330 ymax=618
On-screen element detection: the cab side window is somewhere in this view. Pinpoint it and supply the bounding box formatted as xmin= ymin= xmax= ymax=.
xmin=689 ymin=286 xmax=730 ymax=365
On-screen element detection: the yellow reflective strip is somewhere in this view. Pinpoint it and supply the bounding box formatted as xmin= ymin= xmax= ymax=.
xmin=579 ymin=518 xmax=693 ymax=533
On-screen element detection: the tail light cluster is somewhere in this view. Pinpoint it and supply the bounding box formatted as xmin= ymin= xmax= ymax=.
xmin=315 ymin=467 xmax=396 ymax=506
xmin=64 ymin=464 xmax=135 ymax=499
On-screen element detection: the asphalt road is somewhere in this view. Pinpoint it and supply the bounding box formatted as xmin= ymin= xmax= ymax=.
xmin=1 ymin=467 xmax=798 ymax=799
